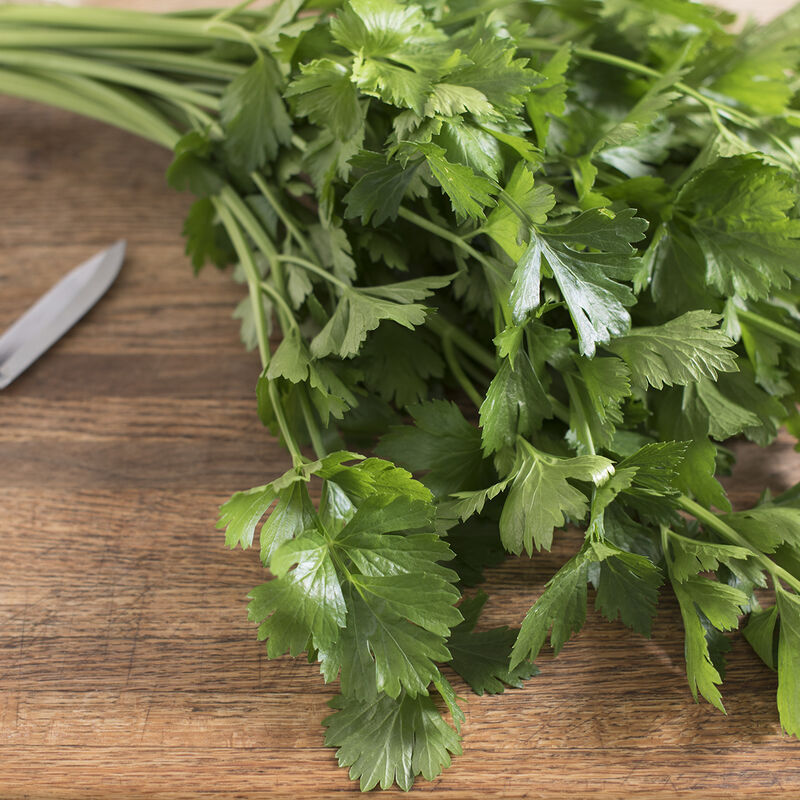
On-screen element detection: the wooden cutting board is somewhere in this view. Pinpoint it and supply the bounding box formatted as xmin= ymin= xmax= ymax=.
xmin=2 ymin=4 xmax=800 ymax=797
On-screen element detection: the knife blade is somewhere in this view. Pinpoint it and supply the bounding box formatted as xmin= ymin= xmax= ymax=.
xmin=0 ymin=240 xmax=126 ymax=389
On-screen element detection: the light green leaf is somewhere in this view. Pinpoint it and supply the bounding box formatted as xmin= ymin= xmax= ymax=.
xmin=217 ymin=471 xmax=316 ymax=564
xmin=500 ymin=440 xmax=614 ymax=555
xmin=217 ymin=483 xmax=278 ymax=550
xmin=485 ymin=163 xmax=555 ymax=261
xmin=320 ymin=456 xmax=433 ymax=505
xmin=248 ymin=529 xmax=346 ymax=656
xmin=568 ymin=356 xmax=630 ymax=452
xmin=526 ymin=44 xmax=571 ymax=147
xmin=693 ymin=379 xmax=763 ymax=441
xmin=258 ymin=479 xmax=317 ymax=565
xmin=607 ymin=310 xmax=738 ymax=390
xmin=511 ymin=548 xmax=591 ymax=667
xmin=743 ymin=605 xmax=778 ymax=670
xmin=436 ymin=121 xmax=503 ymax=180
xmin=673 ymin=579 xmax=727 ymax=711
xmin=352 ymin=56 xmax=431 ymax=114
xmin=412 ymin=142 xmax=498 ymax=220
xmin=424 ymin=82 xmax=496 ymax=119
xmin=331 ymin=0 xmax=441 ymax=58
xmin=266 ymin=327 xmax=311 ymax=383
xmin=677 ymin=575 xmax=749 ymax=631
xmin=309 ymin=287 xmax=428 ymax=359
xmin=448 ymin=32 xmax=541 ymax=115
xmin=321 ymin=588 xmax=452 ymax=698
xmin=511 ymin=208 xmax=646 ymax=355
xmin=674 ymin=156 xmax=800 ymax=301
xmin=617 ymin=440 xmax=688 ymax=492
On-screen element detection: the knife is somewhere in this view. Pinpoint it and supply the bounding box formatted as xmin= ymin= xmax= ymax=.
xmin=0 ymin=240 xmax=126 ymax=389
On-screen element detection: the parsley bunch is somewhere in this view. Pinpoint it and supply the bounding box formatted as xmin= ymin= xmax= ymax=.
xmin=4 ymin=0 xmax=800 ymax=789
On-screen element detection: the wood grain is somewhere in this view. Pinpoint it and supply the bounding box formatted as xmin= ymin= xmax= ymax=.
xmin=2 ymin=3 xmax=800 ymax=797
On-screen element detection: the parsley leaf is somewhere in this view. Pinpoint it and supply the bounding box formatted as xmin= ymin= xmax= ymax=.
xmin=377 ymin=399 xmax=489 ymax=496
xmin=607 ymin=311 xmax=738 ymax=390
xmin=248 ymin=528 xmax=346 ymax=655
xmin=324 ymin=689 xmax=461 ymax=792
xmin=447 ymin=591 xmax=538 ymax=694
xmin=594 ymin=548 xmax=663 ymax=636
xmin=776 ymin=589 xmax=800 ymax=736
xmin=671 ymin=156 xmax=800 ymax=301
xmin=219 ymin=56 xmax=292 ymax=171
xmin=479 ymin=352 xmax=551 ymax=456
xmin=285 ymin=59 xmax=363 ymax=140
xmin=310 ymin=276 xmax=451 ymax=359
xmin=510 ymin=207 xmax=647 ymax=355
xmin=500 ymin=440 xmax=614 ymax=555
xmin=344 ymin=151 xmax=426 ymax=225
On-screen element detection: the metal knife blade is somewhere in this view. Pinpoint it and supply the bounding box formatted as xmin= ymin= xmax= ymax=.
xmin=0 ymin=240 xmax=126 ymax=389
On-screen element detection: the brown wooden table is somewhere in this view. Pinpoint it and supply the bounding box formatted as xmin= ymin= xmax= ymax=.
xmin=2 ymin=3 xmax=800 ymax=797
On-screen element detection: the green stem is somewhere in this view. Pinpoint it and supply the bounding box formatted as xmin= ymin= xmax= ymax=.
xmin=0 ymin=30 xmax=211 ymax=49
xmin=251 ymin=172 xmax=318 ymax=262
xmin=299 ymin=390 xmax=327 ymax=460
xmin=219 ymin=185 xmax=282 ymax=267
xmin=399 ymin=207 xmax=511 ymax=327
xmin=203 ymin=18 xmax=260 ymax=57
xmin=0 ymin=5 xmax=254 ymax=44
xmin=215 ymin=199 xmax=304 ymax=467
xmin=234 ymin=177 xmax=288 ymax=298
xmin=273 ymin=254 xmax=350 ymax=290
xmin=661 ymin=525 xmax=674 ymax=572
xmin=60 ymin=72 xmax=181 ymax=147
xmin=171 ymin=98 xmax=223 ymax=135
xmin=737 ymin=309 xmax=800 ymax=350
xmin=398 ymin=207 xmax=497 ymax=274
xmin=206 ymin=0 xmax=259 ymax=28
xmin=0 ymin=67 xmax=178 ymax=148
xmin=214 ymin=201 xmax=270 ymax=366
xmin=498 ymin=187 xmax=535 ymax=229
xmin=0 ymin=49 xmax=220 ymax=110
xmin=459 ymin=351 xmax=491 ymax=386
xmin=677 ymin=495 xmax=800 ymax=594
xmin=425 ymin=314 xmax=496 ymax=371
xmin=548 ymin=395 xmax=571 ymax=425
xmin=259 ymin=281 xmax=299 ymax=332
xmin=92 ymin=48 xmax=244 ymax=79
xmin=442 ymin=333 xmax=484 ymax=409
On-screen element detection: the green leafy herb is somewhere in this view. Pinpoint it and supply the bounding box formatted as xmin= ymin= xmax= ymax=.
xmin=5 ymin=0 xmax=800 ymax=789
